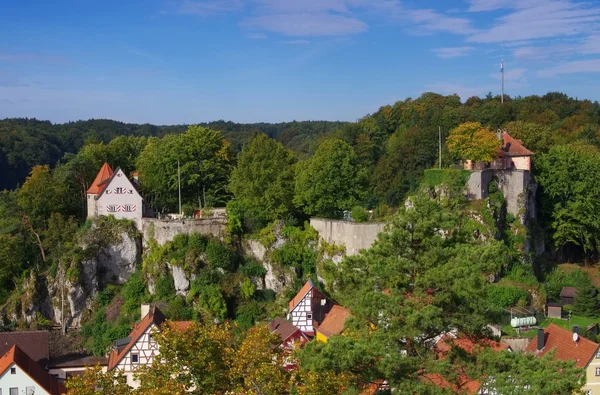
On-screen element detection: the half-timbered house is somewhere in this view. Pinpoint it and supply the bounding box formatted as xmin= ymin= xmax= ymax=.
xmin=87 ymin=163 xmax=144 ymax=229
xmin=287 ymin=280 xmax=333 ymax=336
xmin=106 ymin=305 xmax=192 ymax=389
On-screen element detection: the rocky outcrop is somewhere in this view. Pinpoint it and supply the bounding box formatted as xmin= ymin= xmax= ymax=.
xmin=170 ymin=264 xmax=191 ymax=296
xmin=244 ymin=239 xmax=294 ymax=294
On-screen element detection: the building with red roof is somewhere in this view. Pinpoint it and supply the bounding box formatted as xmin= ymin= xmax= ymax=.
xmin=287 ymin=280 xmax=334 ymax=336
xmin=315 ymin=305 xmax=352 ymax=343
xmin=106 ymin=304 xmax=193 ymax=389
xmin=86 ymin=162 xmax=144 ymax=228
xmin=526 ymin=324 xmax=600 ymax=394
xmin=0 ymin=345 xmax=66 ymax=395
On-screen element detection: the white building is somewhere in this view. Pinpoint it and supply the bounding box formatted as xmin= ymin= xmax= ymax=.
xmin=0 ymin=345 xmax=65 ymax=395
xmin=87 ymin=163 xmax=144 ymax=229
xmin=106 ymin=305 xmax=192 ymax=389
xmin=287 ymin=280 xmax=333 ymax=336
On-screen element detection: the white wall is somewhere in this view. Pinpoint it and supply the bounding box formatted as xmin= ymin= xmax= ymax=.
xmin=96 ymin=169 xmax=143 ymax=229
xmin=114 ymin=324 xmax=159 ymax=389
xmin=0 ymin=363 xmax=49 ymax=395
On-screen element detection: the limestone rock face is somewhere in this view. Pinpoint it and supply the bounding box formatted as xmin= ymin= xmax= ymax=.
xmin=170 ymin=264 xmax=190 ymax=296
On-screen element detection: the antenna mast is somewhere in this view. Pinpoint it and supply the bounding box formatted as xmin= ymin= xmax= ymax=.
xmin=501 ymin=58 xmax=505 ymax=104
xmin=178 ymin=160 xmax=182 ymax=216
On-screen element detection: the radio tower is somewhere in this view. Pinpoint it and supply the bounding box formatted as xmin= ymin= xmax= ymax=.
xmin=501 ymin=58 xmax=505 ymax=104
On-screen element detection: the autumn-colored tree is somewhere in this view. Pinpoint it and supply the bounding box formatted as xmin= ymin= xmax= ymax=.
xmin=447 ymin=122 xmax=501 ymax=163
xmin=230 ymin=325 xmax=289 ymax=394
xmin=293 ymin=369 xmax=359 ymax=395
xmin=66 ymin=365 xmax=130 ymax=395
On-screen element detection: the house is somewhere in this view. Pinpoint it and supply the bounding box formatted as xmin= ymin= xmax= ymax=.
xmin=315 ymin=305 xmax=352 ymax=343
xmin=493 ymin=131 xmax=534 ymax=171
xmin=0 ymin=345 xmax=66 ymax=395
xmin=546 ymin=302 xmax=563 ymax=319
xmin=48 ymin=353 xmax=107 ymax=380
xmin=87 ymin=163 xmax=144 ymax=229
xmin=560 ymin=287 xmax=578 ymax=305
xmin=423 ymin=333 xmax=511 ymax=394
xmin=0 ymin=331 xmax=49 ymax=365
xmin=106 ymin=304 xmax=192 ymax=388
xmin=269 ymin=318 xmax=309 ymax=371
xmin=526 ymin=324 xmax=600 ymax=394
xmin=287 ymin=280 xmax=333 ymax=336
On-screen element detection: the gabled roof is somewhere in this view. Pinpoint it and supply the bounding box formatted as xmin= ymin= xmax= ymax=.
xmin=316 ymin=305 xmax=352 ymax=338
xmin=0 ymin=330 xmax=49 ymax=364
xmin=95 ymin=167 xmax=142 ymax=201
xmin=288 ymin=280 xmax=315 ymax=312
xmin=87 ymin=162 xmax=113 ymax=194
xmin=525 ymin=323 xmax=599 ymax=368
xmin=269 ymin=318 xmax=305 ymax=343
xmin=501 ymin=132 xmax=534 ymax=157
xmin=560 ymin=287 xmax=577 ymax=298
xmin=0 ymin=345 xmax=66 ymax=395
xmin=106 ymin=306 xmax=193 ymax=371
xmin=48 ymin=353 xmax=107 ymax=369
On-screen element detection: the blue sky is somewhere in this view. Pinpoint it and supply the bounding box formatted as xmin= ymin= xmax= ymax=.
xmin=1 ymin=0 xmax=600 ymax=124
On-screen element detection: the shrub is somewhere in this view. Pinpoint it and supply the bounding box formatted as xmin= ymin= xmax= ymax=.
xmin=486 ymin=285 xmax=529 ymax=309
xmin=205 ymin=239 xmax=236 ymax=271
xmin=239 ymin=258 xmax=267 ymax=278
xmin=351 ymin=206 xmax=369 ymax=223
xmin=154 ymin=274 xmax=176 ymax=301
xmin=165 ymin=296 xmax=194 ymax=321
xmin=235 ymin=301 xmax=265 ymax=330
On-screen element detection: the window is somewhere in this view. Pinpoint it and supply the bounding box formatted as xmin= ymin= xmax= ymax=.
xmin=115 ymin=187 xmax=125 ymax=194
xmin=107 ymin=205 xmax=118 ymax=213
xmin=131 ymin=353 xmax=139 ymax=363
xmin=10 ymin=367 xmax=16 ymax=374
xmin=596 ymin=367 xmax=600 ymax=376
xmin=306 ymin=313 xmax=313 ymax=320
xmin=9 ymin=389 xmax=17 ymax=395
xmin=585 ymin=390 xmax=592 ymax=395
xmin=149 ymin=334 xmax=155 ymax=342
xmin=597 ymin=350 xmax=600 ymax=359
xmin=124 ymin=205 xmax=135 ymax=212
xmin=26 ymin=387 xmax=35 ymax=395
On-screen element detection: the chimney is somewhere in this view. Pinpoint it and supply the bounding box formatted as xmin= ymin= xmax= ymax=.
xmin=537 ymin=328 xmax=545 ymax=351
xmin=133 ymin=172 xmax=139 ymax=184
xmin=141 ymin=304 xmax=150 ymax=320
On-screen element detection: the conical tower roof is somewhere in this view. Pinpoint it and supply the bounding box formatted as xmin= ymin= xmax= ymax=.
xmin=87 ymin=163 xmax=113 ymax=194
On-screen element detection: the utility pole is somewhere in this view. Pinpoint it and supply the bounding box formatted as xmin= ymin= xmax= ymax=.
xmin=501 ymin=58 xmax=505 ymax=104
xmin=178 ymin=160 xmax=182 ymax=216
xmin=439 ymin=126 xmax=442 ymax=169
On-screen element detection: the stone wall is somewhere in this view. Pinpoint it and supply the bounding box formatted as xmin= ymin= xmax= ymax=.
xmin=310 ymin=218 xmax=386 ymax=256
xmin=142 ymin=218 xmax=227 ymax=246
xmin=466 ymin=170 xmax=494 ymax=200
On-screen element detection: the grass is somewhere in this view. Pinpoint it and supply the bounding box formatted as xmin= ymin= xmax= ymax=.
xmin=502 ymin=314 xmax=600 ymax=338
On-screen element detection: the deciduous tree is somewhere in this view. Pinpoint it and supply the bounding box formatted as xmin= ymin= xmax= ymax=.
xmin=447 ymin=122 xmax=501 ymax=163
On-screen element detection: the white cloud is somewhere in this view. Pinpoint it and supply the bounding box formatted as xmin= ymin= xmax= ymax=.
xmin=408 ymin=9 xmax=476 ymax=35
xmin=538 ymin=59 xmax=600 ymax=76
xmin=242 ymin=13 xmax=367 ymax=36
xmin=432 ymin=46 xmax=475 ymax=59
xmin=490 ymin=66 xmax=527 ymax=82
xmin=467 ymin=0 xmax=519 ymax=12
xmin=177 ymin=0 xmax=244 ymax=15
xmin=467 ymin=0 xmax=600 ymax=43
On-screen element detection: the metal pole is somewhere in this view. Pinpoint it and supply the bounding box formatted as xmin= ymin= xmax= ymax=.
xmin=439 ymin=126 xmax=442 ymax=169
xmin=501 ymin=58 xmax=504 ymax=104
xmin=178 ymin=160 xmax=182 ymax=216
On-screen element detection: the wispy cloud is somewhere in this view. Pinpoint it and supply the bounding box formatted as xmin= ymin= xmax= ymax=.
xmin=177 ymin=0 xmax=244 ymax=15
xmin=242 ymin=13 xmax=367 ymax=36
xmin=432 ymin=46 xmax=475 ymax=59
xmin=408 ymin=9 xmax=477 ymax=35
xmin=282 ymin=40 xmax=310 ymax=45
xmin=490 ymin=66 xmax=527 ymax=84
xmin=538 ymin=58 xmax=600 ymax=76
xmin=467 ymin=0 xmax=600 ymax=43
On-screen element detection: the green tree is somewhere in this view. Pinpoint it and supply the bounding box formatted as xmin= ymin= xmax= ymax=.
xmin=229 ymin=133 xmax=296 ymax=226
xmin=537 ymin=144 xmax=600 ymax=257
xmin=294 ymin=138 xmax=367 ymax=218
xmin=573 ymin=276 xmax=598 ymax=317
xmin=17 ymin=165 xmax=59 ymax=227
xmin=447 ymin=122 xmax=502 ymax=163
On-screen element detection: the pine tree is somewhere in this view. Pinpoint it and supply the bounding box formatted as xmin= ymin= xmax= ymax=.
xmin=573 ymin=278 xmax=598 ymax=317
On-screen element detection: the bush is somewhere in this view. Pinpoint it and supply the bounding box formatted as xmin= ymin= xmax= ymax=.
xmin=351 ymin=206 xmax=369 ymax=223
xmin=205 ymin=239 xmax=236 ymax=271
xmin=239 ymin=258 xmax=267 ymax=278
xmin=235 ymin=300 xmax=266 ymax=330
xmin=165 ymin=296 xmax=194 ymax=321
xmin=122 ymin=272 xmax=147 ymax=313
xmin=486 ymin=285 xmax=530 ymax=309
xmin=154 ymin=274 xmax=176 ymax=301
xmin=545 ymin=268 xmax=589 ymax=302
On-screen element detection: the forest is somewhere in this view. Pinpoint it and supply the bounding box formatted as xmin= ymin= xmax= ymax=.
xmin=3 ymin=91 xmax=600 ymax=393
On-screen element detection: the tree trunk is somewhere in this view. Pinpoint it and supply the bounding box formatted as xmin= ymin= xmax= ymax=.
xmin=22 ymin=215 xmax=46 ymax=263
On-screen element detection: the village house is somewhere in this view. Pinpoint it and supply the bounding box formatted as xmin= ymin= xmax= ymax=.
xmin=106 ymin=304 xmax=192 ymax=389
xmin=269 ymin=318 xmax=309 ymax=371
xmin=0 ymin=345 xmax=66 ymax=395
xmin=47 ymin=353 xmax=107 ymax=381
xmin=526 ymin=324 xmax=600 ymax=395
xmin=464 ymin=130 xmax=534 ymax=171
xmin=315 ymin=305 xmax=352 ymax=343
xmin=287 ymin=280 xmax=334 ymax=337
xmin=87 ymin=163 xmax=144 ymax=229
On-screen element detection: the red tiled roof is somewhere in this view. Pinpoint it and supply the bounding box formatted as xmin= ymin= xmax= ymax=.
xmin=316 ymin=305 xmax=352 ymax=339
xmin=421 ymin=373 xmax=481 ymax=394
xmin=107 ymin=307 xmax=193 ymax=371
xmin=289 ymin=280 xmax=315 ymax=312
xmin=0 ymin=345 xmax=66 ymax=395
xmin=269 ymin=318 xmax=304 ymax=343
xmin=525 ymin=323 xmax=599 ymax=368
xmin=87 ymin=163 xmax=113 ymax=194
xmin=501 ymin=132 xmax=534 ymax=157
xmin=0 ymin=331 xmax=49 ymax=363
